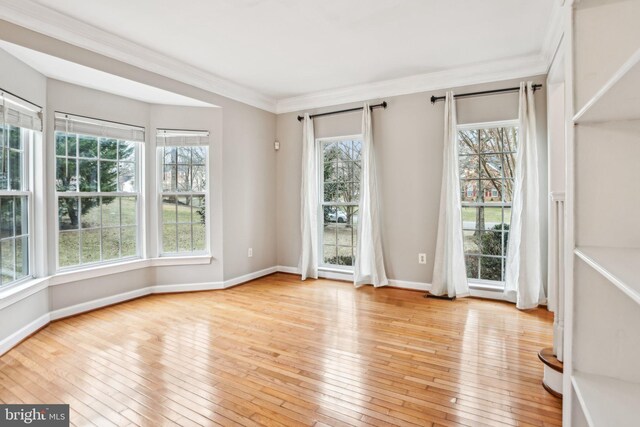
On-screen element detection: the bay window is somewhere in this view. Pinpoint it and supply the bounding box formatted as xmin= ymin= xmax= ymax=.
xmin=157 ymin=129 xmax=209 ymax=255
xmin=54 ymin=113 xmax=143 ymax=269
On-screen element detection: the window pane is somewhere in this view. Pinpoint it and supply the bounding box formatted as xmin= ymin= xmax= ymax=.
xmin=120 ymin=197 xmax=137 ymax=226
xmin=101 ymin=197 xmax=120 ymax=227
xmin=463 ymin=231 xmax=480 ymax=254
xmin=462 ymin=207 xmax=478 ymax=230
xmin=99 ymin=161 xmax=118 ymax=192
xmin=192 ymin=165 xmax=206 ymax=191
xmin=163 ymin=164 xmax=177 ymax=191
xmin=78 ymin=135 xmax=98 ymax=158
xmin=481 ymin=180 xmax=502 ymax=203
xmin=81 ymin=229 xmax=101 ymax=264
xmin=59 ymin=231 xmax=80 ymax=268
xmin=465 ymin=255 xmax=479 ymax=279
xmin=8 ymin=126 xmax=21 ymax=150
xmin=59 ymin=197 xmax=80 ymax=230
xmin=78 ymin=160 xmax=98 ymax=192
xmin=56 ymin=158 xmax=77 ymax=191
xmin=458 ymin=130 xmax=478 ymax=155
xmin=121 ymin=227 xmax=137 ymax=257
xmin=480 ymin=154 xmax=502 ymax=179
xmin=99 ymin=138 xmax=118 ymax=160
xmin=15 ymin=196 xmax=27 ymax=236
xmin=480 ymin=257 xmax=502 ymax=281
xmin=177 ymin=165 xmax=190 ymax=191
xmin=193 ymin=222 xmax=206 ymax=252
xmin=119 ymin=162 xmax=136 ymax=192
xmin=459 ymin=155 xmax=479 ymax=180
xmin=162 ymin=196 xmax=177 ymax=224
xmin=352 ymin=140 xmax=362 ymax=162
xmin=118 ymin=141 xmax=136 ymax=162
xmin=460 ymin=180 xmax=479 ymax=203
xmin=323 ymin=218 xmax=337 ymax=245
xmin=9 ymin=150 xmax=22 ymax=190
xmin=55 ymin=133 xmax=67 ymax=156
xmin=192 ymin=196 xmax=205 ymax=225
xmin=481 ymin=231 xmax=502 ymax=256
xmin=482 ymin=207 xmax=503 ymax=230
xmin=479 ymin=129 xmax=501 ymax=153
xmin=177 ymin=196 xmax=191 ymax=223
xmin=501 ymin=153 xmax=516 ymax=178
xmin=177 ymin=147 xmax=191 ymax=164
xmin=323 ymin=245 xmax=336 ymax=265
xmin=503 ymin=179 xmax=514 ymax=203
xmin=178 ymin=224 xmax=192 ymax=252
xmin=163 ymin=146 xmax=176 ymax=164
xmin=323 ymin=161 xmax=337 ymax=183
xmin=80 ymin=197 xmax=99 ymax=229
xmin=337 ymin=246 xmax=353 ymax=266
xmin=15 ymin=236 xmax=28 ymax=281
xmin=162 ymin=224 xmax=177 ymax=253
xmin=102 ymin=228 xmax=120 ymax=260
xmin=192 ymin=147 xmax=206 ymax=165
xmin=0 ymin=197 xmax=14 ymax=238
xmin=1 ymin=239 xmax=14 ymax=284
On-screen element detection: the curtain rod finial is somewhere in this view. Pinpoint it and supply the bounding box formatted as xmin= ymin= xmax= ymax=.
xmin=297 ymin=115 xmax=304 ymax=122
xmin=382 ymin=101 xmax=388 ymax=109
xmin=430 ymin=96 xmax=437 ymax=104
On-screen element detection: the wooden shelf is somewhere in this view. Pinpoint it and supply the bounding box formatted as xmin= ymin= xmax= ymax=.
xmin=574 ymin=48 xmax=640 ymax=123
xmin=575 ymin=246 xmax=640 ymax=306
xmin=572 ymin=372 xmax=640 ymax=427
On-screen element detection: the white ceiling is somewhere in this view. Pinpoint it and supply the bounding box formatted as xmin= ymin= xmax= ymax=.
xmin=0 ymin=0 xmax=560 ymax=112
xmin=0 ymin=41 xmax=216 ymax=107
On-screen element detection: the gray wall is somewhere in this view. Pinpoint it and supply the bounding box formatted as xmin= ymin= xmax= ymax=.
xmin=0 ymin=19 xmax=278 ymax=283
xmin=0 ymin=48 xmax=49 ymax=339
xmin=276 ymin=76 xmax=548 ymax=284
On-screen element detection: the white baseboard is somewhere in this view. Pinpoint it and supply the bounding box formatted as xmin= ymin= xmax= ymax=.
xmin=223 ymin=266 xmax=278 ymax=288
xmin=50 ymin=287 xmax=152 ymax=321
xmin=0 ymin=313 xmax=50 ymax=356
xmin=388 ymin=279 xmax=431 ymax=292
xmin=151 ymin=281 xmax=224 ymax=294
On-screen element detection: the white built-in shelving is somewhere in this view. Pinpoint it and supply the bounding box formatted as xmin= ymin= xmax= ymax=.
xmin=565 ymin=0 xmax=640 ymax=425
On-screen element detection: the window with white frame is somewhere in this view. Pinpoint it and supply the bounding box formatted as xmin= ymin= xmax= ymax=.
xmin=157 ymin=129 xmax=209 ymax=255
xmin=0 ymin=92 xmax=41 ymax=286
xmin=458 ymin=122 xmax=518 ymax=284
xmin=54 ymin=113 xmax=143 ymax=269
xmin=319 ymin=136 xmax=361 ymax=268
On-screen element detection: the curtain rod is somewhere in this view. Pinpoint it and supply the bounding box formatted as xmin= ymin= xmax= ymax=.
xmin=297 ymin=101 xmax=387 ymax=122
xmin=1 ymin=87 xmax=43 ymax=110
xmin=430 ymin=84 xmax=543 ymax=104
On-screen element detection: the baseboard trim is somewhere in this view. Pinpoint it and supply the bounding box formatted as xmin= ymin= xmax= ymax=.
xmin=2 ymin=266 xmax=279 ymax=356
xmin=0 ymin=313 xmax=50 ymax=356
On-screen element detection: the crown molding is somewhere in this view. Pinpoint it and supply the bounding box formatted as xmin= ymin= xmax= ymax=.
xmin=0 ymin=0 xmax=556 ymax=116
xmin=0 ymin=0 xmax=277 ymax=112
xmin=275 ymin=54 xmax=549 ymax=114
xmin=540 ymin=0 xmax=566 ymax=69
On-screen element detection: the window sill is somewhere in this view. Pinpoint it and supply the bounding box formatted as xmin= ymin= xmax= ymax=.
xmin=469 ymin=281 xmax=505 ymax=292
xmin=50 ymin=258 xmax=149 ymax=286
xmin=150 ymin=255 xmax=212 ymax=267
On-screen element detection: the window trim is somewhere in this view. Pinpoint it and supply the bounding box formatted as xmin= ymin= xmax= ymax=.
xmin=457 ymin=119 xmax=519 ymax=287
xmin=156 ymin=144 xmax=210 ymax=257
xmin=316 ymin=134 xmax=362 ymax=271
xmin=54 ymin=131 xmax=144 ymax=272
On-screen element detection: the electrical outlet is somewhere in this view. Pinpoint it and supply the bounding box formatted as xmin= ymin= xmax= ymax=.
xmin=418 ymin=253 xmax=427 ymax=264
xmin=248 ymin=248 xmax=253 ymax=258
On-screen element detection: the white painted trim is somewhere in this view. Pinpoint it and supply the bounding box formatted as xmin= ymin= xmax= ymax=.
xmin=275 ymin=54 xmax=548 ymax=114
xmin=0 ymin=0 xmax=277 ymax=112
xmin=223 ymin=266 xmax=278 ymax=288
xmin=276 ymin=265 xmax=298 ymax=275
xmin=50 ymin=259 xmax=150 ymax=286
xmin=388 ymin=279 xmax=430 ymax=292
xmin=150 ymin=256 xmax=212 ymax=267
xmin=0 ymin=277 xmax=48 ymax=310
xmin=543 ymin=364 xmax=564 ymax=396
xmin=49 ymin=286 xmax=151 ymax=320
xmin=0 ymin=313 xmax=49 ymax=356
xmin=150 ymin=281 xmax=223 ymax=294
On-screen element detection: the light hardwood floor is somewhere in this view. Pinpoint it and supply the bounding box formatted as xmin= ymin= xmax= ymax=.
xmin=0 ymin=273 xmax=562 ymax=426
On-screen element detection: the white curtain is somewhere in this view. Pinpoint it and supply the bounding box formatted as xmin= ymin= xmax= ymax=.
xmin=354 ymin=103 xmax=388 ymax=287
xmin=504 ymin=82 xmax=545 ymax=309
xmin=299 ymin=114 xmax=318 ymax=280
xmin=431 ymin=92 xmax=469 ymax=298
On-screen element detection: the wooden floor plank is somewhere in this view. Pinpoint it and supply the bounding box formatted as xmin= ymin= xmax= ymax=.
xmin=0 ymin=273 xmax=561 ymax=426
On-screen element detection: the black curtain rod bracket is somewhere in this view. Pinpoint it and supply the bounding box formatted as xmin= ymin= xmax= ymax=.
xmin=297 ymin=101 xmax=387 ymax=122
xmin=430 ymin=84 xmax=542 ymax=104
